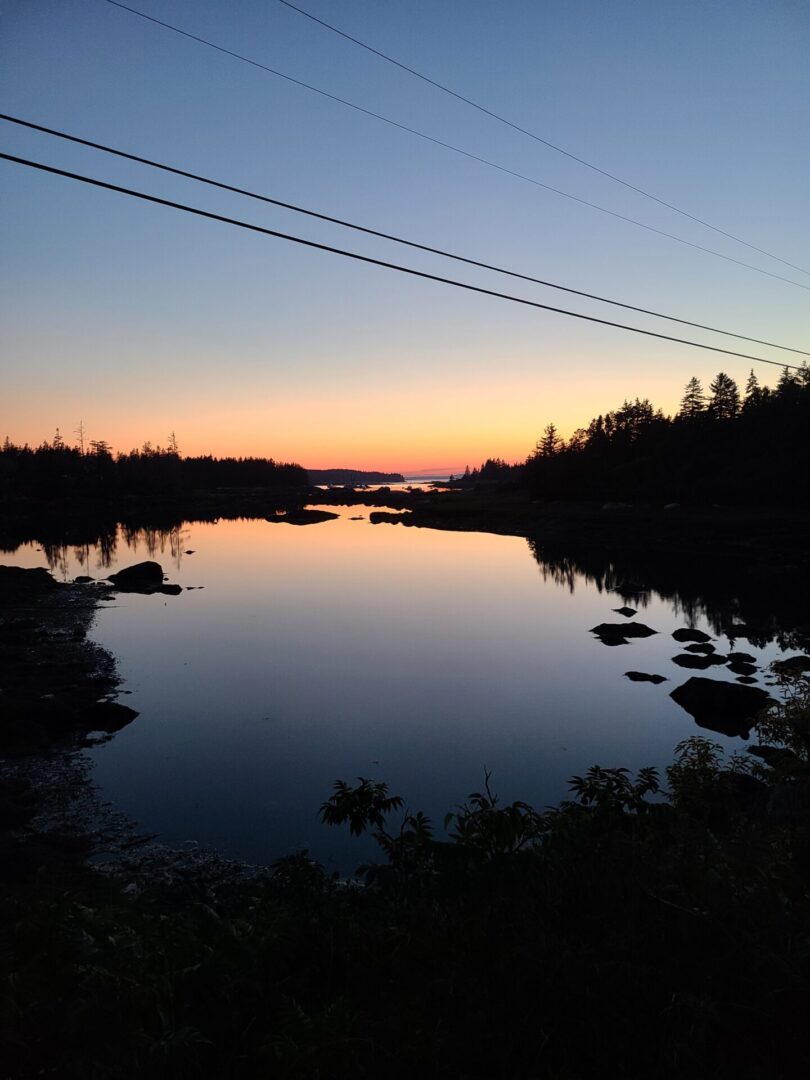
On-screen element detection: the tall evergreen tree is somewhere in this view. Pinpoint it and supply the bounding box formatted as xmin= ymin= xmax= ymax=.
xmin=679 ymin=376 xmax=705 ymax=421
xmin=538 ymin=423 xmax=562 ymax=457
xmin=744 ymin=369 xmax=762 ymax=410
xmin=708 ymin=372 xmax=740 ymax=420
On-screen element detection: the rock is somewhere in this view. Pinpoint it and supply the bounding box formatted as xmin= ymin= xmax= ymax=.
xmin=727 ymin=652 xmax=756 ymax=664
xmin=772 ymin=655 xmax=810 ymax=675
xmin=727 ymin=661 xmax=758 ymax=677
xmin=685 ymin=643 xmax=715 ymax=654
xmin=265 ymin=509 xmax=339 ymax=526
xmin=184 ymin=550 xmax=196 ymax=554
xmin=349 ymin=515 xmax=365 ymax=520
xmin=108 ymin=561 xmax=164 ymax=592
xmin=672 ymin=628 xmax=712 ymax=643
xmin=624 ymin=671 xmax=667 ymax=684
xmin=599 ymin=637 xmax=628 ymax=647
xmin=83 ymin=701 xmax=139 ymax=733
xmin=670 ymin=677 xmax=773 ymax=738
xmin=613 ymin=607 xmax=637 ymax=617
xmin=0 ymin=565 xmax=58 ymax=599
xmin=159 ymin=584 xmax=183 ymax=596
xmin=672 ymin=653 xmax=728 ymax=670
xmin=590 ymin=623 xmax=657 ymax=639
xmin=74 ymin=575 xmax=94 ymax=583
xmin=737 ymin=676 xmax=758 ymax=684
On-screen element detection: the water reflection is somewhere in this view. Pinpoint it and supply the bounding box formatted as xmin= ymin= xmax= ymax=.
xmin=3 ymin=511 xmax=805 ymax=868
xmin=527 ymin=536 xmax=810 ymax=652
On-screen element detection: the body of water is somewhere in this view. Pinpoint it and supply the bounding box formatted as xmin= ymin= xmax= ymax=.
xmin=9 ymin=508 xmax=791 ymax=870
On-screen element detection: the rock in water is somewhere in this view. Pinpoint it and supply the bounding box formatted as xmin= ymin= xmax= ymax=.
xmin=108 ymin=561 xmax=164 ymax=591
xmin=613 ymin=607 xmax=637 ymax=617
xmin=772 ymin=655 xmax=810 ymax=675
xmin=728 ymin=660 xmax=758 ymax=677
xmin=672 ymin=653 xmax=728 ymax=670
xmin=590 ymin=623 xmax=658 ymax=639
xmin=670 ymin=677 xmax=773 ymax=738
xmin=265 ymin=509 xmax=339 ymax=526
xmin=672 ymin=628 xmax=712 ymax=643
xmin=685 ymin=643 xmax=715 ymax=654
xmin=624 ymin=671 xmax=667 ymax=684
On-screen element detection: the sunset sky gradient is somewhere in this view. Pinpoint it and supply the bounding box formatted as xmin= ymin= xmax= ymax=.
xmin=2 ymin=0 xmax=808 ymax=471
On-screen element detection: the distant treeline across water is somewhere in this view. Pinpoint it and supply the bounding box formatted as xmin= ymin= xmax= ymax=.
xmin=4 ymin=363 xmax=809 ymax=506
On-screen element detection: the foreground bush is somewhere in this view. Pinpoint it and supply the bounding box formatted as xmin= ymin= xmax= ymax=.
xmin=3 ymin=678 xmax=810 ymax=1078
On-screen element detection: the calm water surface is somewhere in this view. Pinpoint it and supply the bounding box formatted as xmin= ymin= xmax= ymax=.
xmin=11 ymin=509 xmax=789 ymax=870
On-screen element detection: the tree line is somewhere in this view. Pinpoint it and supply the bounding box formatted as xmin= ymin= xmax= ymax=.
xmin=0 ymin=431 xmax=308 ymax=501
xmin=461 ymin=365 xmax=810 ymax=505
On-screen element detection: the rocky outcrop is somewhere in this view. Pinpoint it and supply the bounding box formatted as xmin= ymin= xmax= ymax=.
xmin=672 ymin=628 xmax=712 ymax=644
xmin=108 ymin=561 xmax=164 ymax=591
xmin=265 ymin=509 xmax=339 ymax=526
xmin=624 ymin=671 xmax=667 ymax=684
xmin=670 ymin=677 xmax=773 ymax=738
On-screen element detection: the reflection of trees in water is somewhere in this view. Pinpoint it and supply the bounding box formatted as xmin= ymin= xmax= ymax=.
xmin=23 ymin=523 xmax=189 ymax=576
xmin=121 ymin=524 xmax=188 ymax=570
xmin=527 ymin=537 xmax=809 ymax=651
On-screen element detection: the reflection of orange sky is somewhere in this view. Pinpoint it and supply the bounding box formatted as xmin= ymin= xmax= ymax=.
xmin=8 ymin=360 xmax=746 ymax=473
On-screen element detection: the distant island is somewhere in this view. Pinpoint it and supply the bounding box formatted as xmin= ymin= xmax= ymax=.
xmin=306 ymin=468 xmax=404 ymax=485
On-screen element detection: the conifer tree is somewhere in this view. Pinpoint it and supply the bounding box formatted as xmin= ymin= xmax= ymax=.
xmin=708 ymin=372 xmax=740 ymax=420
xmin=679 ymin=376 xmax=705 ymax=421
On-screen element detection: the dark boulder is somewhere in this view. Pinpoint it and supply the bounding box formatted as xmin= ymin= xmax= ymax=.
xmin=727 ymin=652 xmax=757 ymax=664
xmin=159 ymin=584 xmax=183 ymax=596
xmin=108 ymin=561 xmax=164 ymax=592
xmin=670 ymin=677 xmax=773 ymax=738
xmin=672 ymin=653 xmax=728 ymax=670
xmin=590 ymin=623 xmax=657 ymax=639
xmin=74 ymin=575 xmax=94 ymax=583
xmin=84 ymin=701 xmax=139 ymax=733
xmin=613 ymin=607 xmax=637 ymax=617
xmin=737 ymin=676 xmax=758 ymax=684
xmin=685 ymin=643 xmax=715 ymax=654
xmin=772 ymin=655 xmax=810 ymax=676
xmin=266 ymin=509 xmax=339 ymax=526
xmin=672 ymin=628 xmax=711 ymax=643
xmin=728 ymin=660 xmax=758 ymax=677
xmin=0 ymin=566 xmax=58 ymax=600
xmin=624 ymin=671 xmax=667 ymax=684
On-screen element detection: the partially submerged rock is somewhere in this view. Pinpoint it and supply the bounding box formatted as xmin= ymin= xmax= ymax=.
xmin=685 ymin=643 xmax=715 ymax=654
xmin=772 ymin=655 xmax=810 ymax=676
xmin=624 ymin=671 xmax=667 ymax=684
xmin=590 ymin=623 xmax=657 ymax=639
xmin=265 ymin=509 xmax=339 ymax=526
xmin=727 ymin=652 xmax=757 ymax=664
xmin=613 ymin=606 xmax=637 ymax=617
xmin=0 ymin=565 xmax=58 ymax=599
xmin=728 ymin=660 xmax=758 ymax=677
xmin=670 ymin=677 xmax=773 ymax=738
xmin=108 ymin=561 xmax=164 ymax=592
xmin=672 ymin=628 xmax=711 ymax=644
xmin=672 ymin=653 xmax=728 ymax=670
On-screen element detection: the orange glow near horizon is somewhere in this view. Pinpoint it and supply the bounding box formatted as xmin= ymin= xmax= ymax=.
xmin=5 ymin=359 xmax=716 ymax=473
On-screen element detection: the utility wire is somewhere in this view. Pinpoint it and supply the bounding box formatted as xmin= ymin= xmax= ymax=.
xmin=276 ymin=0 xmax=810 ymax=279
xmin=3 ymin=112 xmax=807 ymax=358
xmin=97 ymin=0 xmax=809 ymax=293
xmin=2 ymin=151 xmax=803 ymax=371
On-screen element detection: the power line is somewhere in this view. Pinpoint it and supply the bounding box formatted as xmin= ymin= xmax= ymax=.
xmin=97 ymin=0 xmax=810 ymax=293
xmin=2 ymin=151 xmax=803 ymax=371
xmin=3 ymin=112 xmax=807 ymax=358
xmin=275 ymin=0 xmax=810 ymax=279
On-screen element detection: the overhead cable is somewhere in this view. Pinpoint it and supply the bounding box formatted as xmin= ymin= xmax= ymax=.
xmin=2 ymin=113 xmax=807 ymax=358
xmin=97 ymin=0 xmax=809 ymax=292
xmin=275 ymin=0 xmax=809 ymax=278
xmin=2 ymin=151 xmax=804 ymax=371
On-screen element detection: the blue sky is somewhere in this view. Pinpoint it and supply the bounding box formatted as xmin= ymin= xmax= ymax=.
xmin=1 ymin=0 xmax=808 ymax=469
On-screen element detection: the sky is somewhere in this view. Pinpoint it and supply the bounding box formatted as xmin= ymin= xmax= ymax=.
xmin=1 ymin=0 xmax=808 ymax=472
